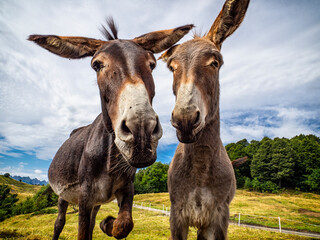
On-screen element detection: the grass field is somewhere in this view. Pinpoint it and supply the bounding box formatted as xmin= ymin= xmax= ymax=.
xmin=134 ymin=190 xmax=320 ymax=233
xmin=0 ymin=175 xmax=41 ymax=201
xmin=1 ymin=177 xmax=319 ymax=239
xmin=0 ymin=202 xmax=312 ymax=240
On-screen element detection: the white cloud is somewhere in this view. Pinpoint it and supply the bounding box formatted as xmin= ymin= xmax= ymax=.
xmin=0 ymin=0 xmax=319 ymax=167
xmin=34 ymin=169 xmax=42 ymax=174
xmin=221 ymin=106 xmax=319 ymax=144
xmin=0 ymin=164 xmax=48 ymax=181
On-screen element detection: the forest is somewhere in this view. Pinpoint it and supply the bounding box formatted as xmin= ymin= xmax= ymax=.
xmin=134 ymin=134 xmax=320 ymax=194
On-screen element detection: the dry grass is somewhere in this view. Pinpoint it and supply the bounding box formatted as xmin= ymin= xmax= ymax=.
xmin=1 ymin=187 xmax=319 ymax=239
xmin=230 ymin=190 xmax=320 ymax=233
xmin=0 ymin=202 xmax=311 ymax=240
xmin=134 ymin=190 xmax=320 ymax=233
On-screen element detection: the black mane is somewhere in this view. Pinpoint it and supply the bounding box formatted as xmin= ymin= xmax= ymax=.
xmin=100 ymin=17 xmax=119 ymax=40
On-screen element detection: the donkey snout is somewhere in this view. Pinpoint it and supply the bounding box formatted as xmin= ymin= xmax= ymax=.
xmin=171 ymin=105 xmax=201 ymax=132
xmin=116 ymin=107 xmax=162 ymax=167
xmin=119 ymin=112 xmax=162 ymax=144
xmin=171 ymin=105 xmax=203 ymax=143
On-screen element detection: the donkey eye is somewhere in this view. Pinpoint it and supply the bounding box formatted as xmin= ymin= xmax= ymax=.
xmin=92 ymin=60 xmax=104 ymax=72
xmin=210 ymin=60 xmax=219 ymax=68
xmin=149 ymin=62 xmax=156 ymax=71
xmin=169 ymin=65 xmax=175 ymax=72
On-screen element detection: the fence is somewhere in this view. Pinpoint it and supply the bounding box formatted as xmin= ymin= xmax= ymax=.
xmin=131 ymin=201 xmax=320 ymax=234
xmin=230 ymin=212 xmax=320 ymax=233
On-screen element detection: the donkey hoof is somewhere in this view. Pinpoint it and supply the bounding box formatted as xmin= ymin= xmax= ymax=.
xmin=112 ymin=217 xmax=134 ymax=239
xmin=100 ymin=216 xmax=115 ymax=237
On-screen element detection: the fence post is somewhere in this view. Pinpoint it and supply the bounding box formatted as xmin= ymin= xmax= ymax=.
xmin=238 ymin=213 xmax=241 ymax=226
xmin=278 ymin=217 xmax=281 ymax=233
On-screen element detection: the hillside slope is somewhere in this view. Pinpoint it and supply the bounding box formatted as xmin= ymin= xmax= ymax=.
xmin=0 ymin=175 xmax=41 ymax=200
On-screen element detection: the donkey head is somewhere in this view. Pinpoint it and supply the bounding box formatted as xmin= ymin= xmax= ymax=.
xmin=29 ymin=20 xmax=193 ymax=167
xmin=160 ymin=0 xmax=249 ymax=143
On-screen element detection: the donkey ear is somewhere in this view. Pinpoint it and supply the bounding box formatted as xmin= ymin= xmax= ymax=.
xmin=206 ymin=0 xmax=250 ymax=50
xmin=158 ymin=44 xmax=180 ymax=62
xmin=133 ymin=24 xmax=194 ymax=53
xmin=28 ymin=35 xmax=107 ymax=59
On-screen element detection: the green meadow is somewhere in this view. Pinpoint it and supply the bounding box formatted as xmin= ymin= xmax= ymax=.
xmin=1 ymin=181 xmax=319 ymax=239
xmin=0 ymin=201 xmax=314 ymax=240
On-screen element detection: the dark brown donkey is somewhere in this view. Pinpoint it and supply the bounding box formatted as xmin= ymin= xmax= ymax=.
xmin=28 ymin=20 xmax=193 ymax=240
xmin=160 ymin=0 xmax=250 ymax=239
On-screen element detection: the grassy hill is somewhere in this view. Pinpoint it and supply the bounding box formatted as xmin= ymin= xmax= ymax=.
xmin=1 ymin=189 xmax=320 ymax=239
xmin=0 ymin=175 xmax=41 ymax=201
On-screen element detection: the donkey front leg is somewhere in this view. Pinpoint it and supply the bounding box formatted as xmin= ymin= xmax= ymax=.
xmin=88 ymin=205 xmax=101 ymax=240
xmin=197 ymin=204 xmax=230 ymax=240
xmin=52 ymin=198 xmax=69 ymax=240
xmin=78 ymin=190 xmax=94 ymax=240
xmin=169 ymin=208 xmax=189 ymax=240
xmin=100 ymin=184 xmax=134 ymax=239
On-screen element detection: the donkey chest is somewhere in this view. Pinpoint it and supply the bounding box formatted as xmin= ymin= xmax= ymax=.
xmin=181 ymin=187 xmax=216 ymax=228
xmin=92 ymin=175 xmax=126 ymax=205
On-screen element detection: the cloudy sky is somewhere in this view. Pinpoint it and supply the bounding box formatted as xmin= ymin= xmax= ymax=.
xmin=0 ymin=0 xmax=319 ymax=180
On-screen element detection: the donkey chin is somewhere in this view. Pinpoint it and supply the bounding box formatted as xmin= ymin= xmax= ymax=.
xmin=114 ymin=138 xmax=158 ymax=168
xmin=175 ymin=121 xmax=205 ymax=144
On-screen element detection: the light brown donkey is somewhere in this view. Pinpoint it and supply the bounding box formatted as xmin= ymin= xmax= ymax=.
xmin=160 ymin=0 xmax=250 ymax=239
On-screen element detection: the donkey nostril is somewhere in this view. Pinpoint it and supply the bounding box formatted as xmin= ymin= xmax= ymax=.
xmin=152 ymin=118 xmax=160 ymax=136
xmin=121 ymin=120 xmax=132 ymax=135
xmin=194 ymin=111 xmax=200 ymax=126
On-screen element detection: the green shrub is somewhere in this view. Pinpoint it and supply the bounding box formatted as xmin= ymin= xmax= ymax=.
xmin=244 ymin=178 xmax=279 ymax=193
xmin=304 ymin=168 xmax=320 ymax=192
xmin=0 ymin=185 xmax=19 ymax=221
xmin=235 ymin=175 xmax=246 ymax=188
xmin=244 ymin=177 xmax=253 ymax=190
xmin=12 ymin=185 xmax=58 ymax=216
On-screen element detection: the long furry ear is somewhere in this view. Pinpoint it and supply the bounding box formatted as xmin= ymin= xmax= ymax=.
xmin=231 ymin=156 xmax=248 ymax=168
xmin=206 ymin=0 xmax=250 ymax=50
xmin=133 ymin=24 xmax=194 ymax=53
xmin=158 ymin=44 xmax=180 ymax=62
xmin=28 ymin=35 xmax=107 ymax=59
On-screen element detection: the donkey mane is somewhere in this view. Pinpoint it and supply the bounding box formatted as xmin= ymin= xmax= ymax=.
xmin=100 ymin=17 xmax=119 ymax=40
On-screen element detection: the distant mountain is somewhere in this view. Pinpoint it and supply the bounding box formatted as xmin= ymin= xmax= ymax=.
xmin=11 ymin=176 xmax=48 ymax=186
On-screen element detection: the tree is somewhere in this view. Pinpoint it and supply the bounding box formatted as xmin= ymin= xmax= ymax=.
xmin=12 ymin=185 xmax=58 ymax=216
xmin=291 ymin=134 xmax=320 ymax=192
xmin=270 ymin=138 xmax=295 ymax=188
xmin=251 ymin=137 xmax=273 ymax=182
xmin=226 ymin=134 xmax=319 ymax=192
xmin=4 ymin=173 xmax=10 ymax=178
xmin=134 ymin=162 xmax=169 ymax=194
xmin=0 ymin=185 xmax=19 ymax=221
xmin=305 ymin=168 xmax=320 ymax=191
xmin=226 ymin=139 xmax=248 ymax=160
xmin=226 ymin=139 xmax=251 ymax=188
xmin=251 ymin=137 xmax=295 ymax=188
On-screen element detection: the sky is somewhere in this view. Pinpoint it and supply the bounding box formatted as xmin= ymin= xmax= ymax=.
xmin=0 ymin=0 xmax=319 ymax=181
